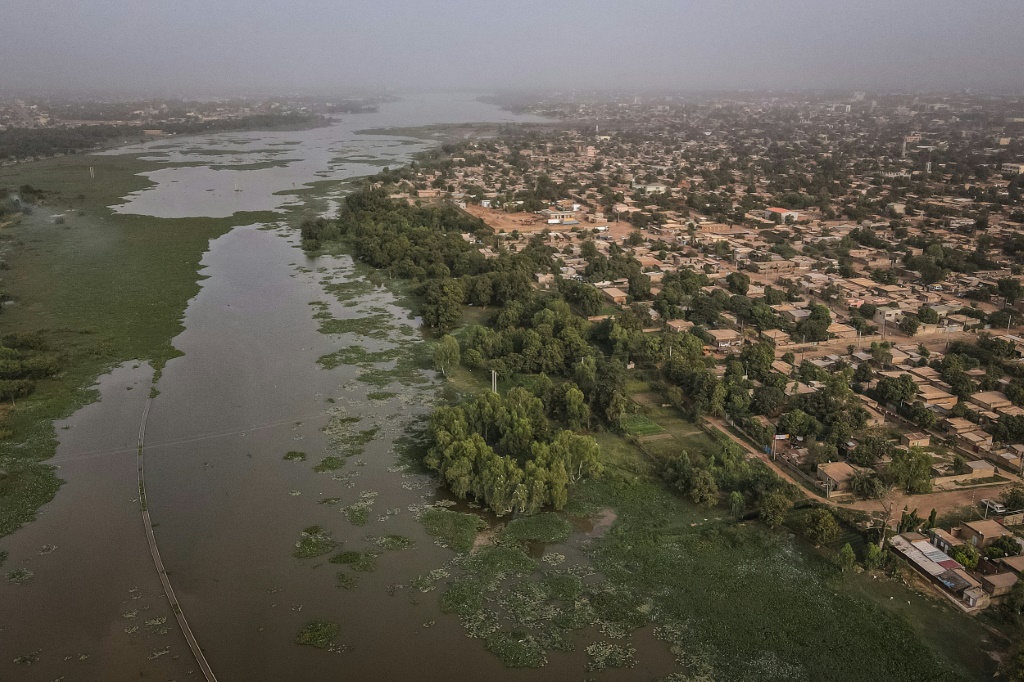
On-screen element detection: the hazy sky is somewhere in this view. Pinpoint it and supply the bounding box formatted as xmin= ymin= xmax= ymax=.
xmin=1 ymin=0 xmax=1021 ymax=95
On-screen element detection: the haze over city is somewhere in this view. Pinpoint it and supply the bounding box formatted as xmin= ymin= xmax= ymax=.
xmin=0 ymin=0 xmax=1022 ymax=94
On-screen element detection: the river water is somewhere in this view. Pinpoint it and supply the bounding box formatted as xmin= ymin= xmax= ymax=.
xmin=0 ymin=94 xmax=999 ymax=682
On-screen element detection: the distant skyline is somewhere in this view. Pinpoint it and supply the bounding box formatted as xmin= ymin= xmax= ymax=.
xmin=1 ymin=0 xmax=1022 ymax=96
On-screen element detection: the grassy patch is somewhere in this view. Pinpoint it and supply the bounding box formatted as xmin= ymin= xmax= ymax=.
xmin=420 ymin=508 xmax=486 ymax=553
xmin=295 ymin=620 xmax=339 ymax=649
xmin=372 ymin=534 xmax=414 ymax=550
xmin=585 ymin=641 xmax=637 ymax=672
xmin=313 ymin=456 xmax=346 ymax=472
xmin=283 ymin=451 xmax=306 ymax=462
xmin=335 ymin=571 xmax=358 ymax=590
xmin=621 ymin=414 xmax=666 ymax=437
xmin=293 ymin=526 xmax=337 ymax=558
xmin=343 ymin=490 xmax=377 ymax=526
xmin=502 ymin=513 xmax=572 ymax=544
xmin=7 ymin=567 xmax=33 ymax=584
xmin=366 ymin=391 xmax=398 ymax=401
xmin=329 ymin=550 xmax=378 ymax=571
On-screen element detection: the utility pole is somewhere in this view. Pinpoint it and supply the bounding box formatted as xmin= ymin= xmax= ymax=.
xmin=491 ymin=369 xmax=497 ymax=394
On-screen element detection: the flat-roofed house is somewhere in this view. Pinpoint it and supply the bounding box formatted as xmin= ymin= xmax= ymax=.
xmin=970 ymin=391 xmax=1012 ymax=412
xmin=602 ymin=287 xmax=628 ymax=305
xmin=706 ymin=328 xmax=742 ymax=350
xmin=958 ymin=519 xmax=1014 ymax=549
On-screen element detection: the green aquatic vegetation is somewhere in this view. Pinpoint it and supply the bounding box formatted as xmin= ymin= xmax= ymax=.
xmin=372 ymin=534 xmax=414 ymax=551
xmin=344 ymin=491 xmax=377 ymax=526
xmin=484 ymin=631 xmax=548 ymax=668
xmin=292 ymin=526 xmax=336 ymax=558
xmin=313 ymin=456 xmax=345 ymax=472
xmin=318 ymin=497 xmax=342 ymax=506
xmin=316 ymin=345 xmax=400 ymax=370
xmin=501 ymin=513 xmax=572 ymax=545
xmin=7 ymin=567 xmax=33 ymax=584
xmin=585 ymin=641 xmax=637 ymax=672
xmin=540 ymin=571 xmax=583 ymax=602
xmin=409 ymin=567 xmax=450 ymax=592
xmin=345 ymin=505 xmax=370 ymax=526
xmin=318 ymin=314 xmax=392 ymax=339
xmin=335 ymin=571 xmax=358 ymax=590
xmin=329 ymin=550 xmax=378 ymax=571
xmin=366 ymin=391 xmax=398 ymax=401
xmin=0 ymin=550 xmax=7 ymax=568
xmin=419 ymin=508 xmax=486 ymax=553
xmin=283 ymin=451 xmax=306 ymax=461
xmin=295 ymin=620 xmax=339 ymax=649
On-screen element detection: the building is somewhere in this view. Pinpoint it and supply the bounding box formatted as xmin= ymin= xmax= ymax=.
xmin=958 ymin=520 xmax=1014 ymax=549
xmin=763 ymin=207 xmax=801 ymax=222
xmin=901 ymin=432 xmax=930 ymax=448
xmin=602 ymin=287 xmax=628 ymax=305
xmin=981 ymin=572 xmax=1018 ymax=597
xmin=706 ymin=328 xmax=742 ymax=350
xmin=817 ymin=461 xmax=861 ymax=496
xmin=666 ymin=319 xmax=695 ymax=333
xmin=827 ymin=322 xmax=858 ymax=340
xmin=1002 ymin=162 xmax=1024 ymax=175
xmin=969 ymin=391 xmax=1012 ymax=412
xmin=760 ymin=329 xmax=791 ymax=346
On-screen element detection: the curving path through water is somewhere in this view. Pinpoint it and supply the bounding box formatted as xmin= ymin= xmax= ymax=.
xmin=136 ymin=395 xmax=219 ymax=682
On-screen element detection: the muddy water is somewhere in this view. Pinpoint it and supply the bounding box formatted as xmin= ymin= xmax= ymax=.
xmin=137 ymin=225 xmax=648 ymax=681
xmin=0 ymin=363 xmax=195 ymax=679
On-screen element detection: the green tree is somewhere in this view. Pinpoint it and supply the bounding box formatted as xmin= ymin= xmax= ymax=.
xmin=898 ymin=315 xmax=920 ymax=337
xmin=433 ymin=334 xmax=460 ymax=377
xmin=689 ymin=468 xmax=719 ymax=507
xmin=874 ymin=374 xmax=918 ymax=406
xmin=838 ymin=543 xmax=856 ymax=572
xmin=422 ymin=278 xmax=464 ymax=333
xmin=917 ymin=306 xmax=939 ymax=324
xmin=887 ymin=447 xmax=933 ymax=493
xmin=726 ymin=271 xmax=750 ymax=296
xmin=1002 ymin=484 xmax=1024 ymax=511
xmin=805 ymin=508 xmax=840 ymax=545
xmin=759 ymin=490 xmax=793 ymax=529
xmin=950 ymin=543 xmax=980 ymax=570
xmin=864 ymin=543 xmax=884 ymax=570
xmin=729 ymin=490 xmax=746 ymax=519
xmin=999 ymin=277 xmax=1024 ymax=305
xmin=564 ymin=386 xmax=591 ymax=430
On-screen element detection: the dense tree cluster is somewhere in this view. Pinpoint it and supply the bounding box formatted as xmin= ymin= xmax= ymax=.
xmin=0 ymin=333 xmax=60 ymax=401
xmin=426 ymin=388 xmax=602 ymax=515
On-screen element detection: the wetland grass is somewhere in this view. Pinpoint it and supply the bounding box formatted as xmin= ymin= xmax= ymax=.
xmin=283 ymin=451 xmax=306 ymax=461
xmin=419 ymin=508 xmax=486 ymax=553
xmin=293 ymin=526 xmax=336 ymax=558
xmin=295 ymin=620 xmax=339 ymax=649
xmin=329 ymin=550 xmax=378 ymax=572
xmin=501 ymin=513 xmax=572 ymax=545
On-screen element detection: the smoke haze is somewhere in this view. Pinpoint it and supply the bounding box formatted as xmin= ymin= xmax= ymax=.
xmin=1 ymin=0 xmax=1021 ymax=95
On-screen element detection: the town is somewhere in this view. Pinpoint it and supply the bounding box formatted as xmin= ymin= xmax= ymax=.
xmin=373 ymin=91 xmax=1024 ymax=614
